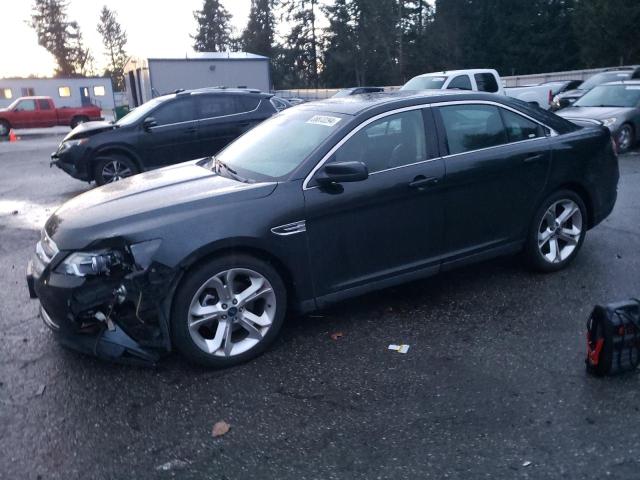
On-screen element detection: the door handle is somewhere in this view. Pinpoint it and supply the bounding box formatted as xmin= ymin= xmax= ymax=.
xmin=523 ymin=153 xmax=545 ymax=163
xmin=408 ymin=175 xmax=440 ymax=189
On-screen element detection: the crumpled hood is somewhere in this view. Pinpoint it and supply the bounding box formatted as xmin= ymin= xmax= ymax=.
xmin=556 ymin=106 xmax=634 ymax=121
xmin=46 ymin=160 xmax=277 ymax=250
xmin=63 ymin=120 xmax=116 ymax=141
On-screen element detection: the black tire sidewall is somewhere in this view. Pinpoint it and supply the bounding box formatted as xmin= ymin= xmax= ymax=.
xmin=93 ymin=155 xmax=138 ymax=185
xmin=525 ymin=190 xmax=587 ymax=272
xmin=70 ymin=116 xmax=88 ymax=129
xmin=171 ymin=254 xmax=287 ymax=368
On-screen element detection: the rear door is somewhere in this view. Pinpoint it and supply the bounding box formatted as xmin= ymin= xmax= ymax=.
xmin=195 ymin=94 xmax=265 ymax=157
xmin=303 ymin=107 xmax=445 ymax=298
xmin=36 ymin=99 xmax=56 ymax=127
xmin=139 ymin=96 xmax=200 ymax=167
xmin=435 ymin=103 xmax=551 ymax=262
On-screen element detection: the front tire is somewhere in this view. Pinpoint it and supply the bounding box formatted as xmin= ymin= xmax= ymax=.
xmin=93 ymin=155 xmax=139 ymax=185
xmin=524 ymin=190 xmax=587 ymax=272
xmin=171 ymin=254 xmax=287 ymax=368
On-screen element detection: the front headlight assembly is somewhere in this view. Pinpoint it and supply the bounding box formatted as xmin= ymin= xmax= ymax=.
xmin=601 ymin=117 xmax=617 ymax=129
xmin=57 ymin=138 xmax=88 ymax=153
xmin=56 ymin=250 xmax=122 ymax=277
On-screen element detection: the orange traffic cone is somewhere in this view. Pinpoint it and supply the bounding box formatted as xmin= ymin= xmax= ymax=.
xmin=8 ymin=129 xmax=17 ymax=142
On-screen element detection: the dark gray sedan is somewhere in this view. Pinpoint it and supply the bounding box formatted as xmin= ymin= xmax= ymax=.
xmin=557 ymin=81 xmax=640 ymax=153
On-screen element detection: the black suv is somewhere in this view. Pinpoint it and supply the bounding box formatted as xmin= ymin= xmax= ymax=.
xmin=51 ymin=88 xmax=278 ymax=185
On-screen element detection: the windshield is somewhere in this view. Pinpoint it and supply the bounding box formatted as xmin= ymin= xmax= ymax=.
xmin=574 ymin=84 xmax=640 ymax=108
xmin=333 ymin=89 xmax=353 ymax=97
xmin=214 ymin=109 xmax=347 ymax=180
xmin=581 ymin=72 xmax=631 ymax=90
xmin=401 ymin=76 xmax=448 ymax=91
xmin=115 ymin=96 xmax=173 ymax=126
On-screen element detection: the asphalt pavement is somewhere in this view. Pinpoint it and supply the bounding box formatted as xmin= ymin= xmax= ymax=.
xmin=1 ymin=134 xmax=640 ymax=480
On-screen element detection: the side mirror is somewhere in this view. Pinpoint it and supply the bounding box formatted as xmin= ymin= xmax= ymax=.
xmin=316 ymin=161 xmax=368 ymax=186
xmin=143 ymin=117 xmax=157 ymax=131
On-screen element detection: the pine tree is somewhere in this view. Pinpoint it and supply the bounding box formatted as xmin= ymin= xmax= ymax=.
xmin=192 ymin=0 xmax=233 ymax=52
xmin=97 ymin=6 xmax=128 ymax=90
xmin=30 ymin=0 xmax=92 ymax=77
xmin=281 ymin=0 xmax=319 ymax=88
xmin=241 ymin=0 xmax=275 ymax=58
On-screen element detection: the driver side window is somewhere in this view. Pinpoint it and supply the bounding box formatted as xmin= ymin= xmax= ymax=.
xmin=332 ymin=110 xmax=427 ymax=173
xmin=16 ymin=100 xmax=36 ymax=111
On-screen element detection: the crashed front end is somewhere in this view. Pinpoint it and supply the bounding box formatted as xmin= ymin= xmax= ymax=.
xmin=26 ymin=227 xmax=177 ymax=365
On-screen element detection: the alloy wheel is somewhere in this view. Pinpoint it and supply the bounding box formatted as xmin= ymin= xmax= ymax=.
xmin=617 ymin=126 xmax=632 ymax=151
xmin=101 ymin=160 xmax=133 ymax=183
xmin=537 ymin=199 xmax=583 ymax=264
xmin=187 ymin=268 xmax=276 ymax=357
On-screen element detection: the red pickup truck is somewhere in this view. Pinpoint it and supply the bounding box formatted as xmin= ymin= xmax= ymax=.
xmin=0 ymin=96 xmax=102 ymax=136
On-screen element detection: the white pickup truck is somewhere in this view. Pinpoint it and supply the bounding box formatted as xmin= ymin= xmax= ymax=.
xmin=400 ymin=69 xmax=553 ymax=109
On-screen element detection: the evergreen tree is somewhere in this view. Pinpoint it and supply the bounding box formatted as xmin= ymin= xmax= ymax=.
xmin=192 ymin=0 xmax=233 ymax=52
xmin=97 ymin=6 xmax=128 ymax=91
xmin=241 ymin=0 xmax=275 ymax=58
xmin=30 ymin=0 xmax=92 ymax=77
xmin=574 ymin=0 xmax=640 ymax=67
xmin=281 ymin=0 xmax=320 ymax=88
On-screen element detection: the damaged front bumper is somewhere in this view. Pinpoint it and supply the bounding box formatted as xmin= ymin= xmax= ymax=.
xmin=27 ymin=234 xmax=178 ymax=366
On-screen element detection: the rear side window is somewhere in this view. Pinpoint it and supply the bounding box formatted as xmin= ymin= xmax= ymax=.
xmin=475 ymin=73 xmax=499 ymax=93
xmin=447 ymin=75 xmax=472 ymax=90
xmin=438 ymin=104 xmax=507 ymax=154
xmin=500 ymin=109 xmax=544 ymax=142
xmin=37 ymin=99 xmax=52 ymax=110
xmin=196 ymin=95 xmax=238 ymax=119
xmin=236 ymin=95 xmax=260 ymax=112
xmin=151 ymin=97 xmax=195 ymax=126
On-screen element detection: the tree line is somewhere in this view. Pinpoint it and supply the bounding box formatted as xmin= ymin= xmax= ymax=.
xmin=196 ymin=0 xmax=640 ymax=89
xmin=30 ymin=0 xmax=640 ymax=91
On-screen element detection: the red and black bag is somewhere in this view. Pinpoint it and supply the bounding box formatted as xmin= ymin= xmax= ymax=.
xmin=586 ymin=299 xmax=640 ymax=376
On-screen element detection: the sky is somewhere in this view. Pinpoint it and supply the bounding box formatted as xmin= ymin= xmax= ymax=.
xmin=0 ymin=0 xmax=266 ymax=78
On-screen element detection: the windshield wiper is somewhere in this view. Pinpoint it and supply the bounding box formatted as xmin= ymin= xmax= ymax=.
xmin=213 ymin=157 xmax=250 ymax=183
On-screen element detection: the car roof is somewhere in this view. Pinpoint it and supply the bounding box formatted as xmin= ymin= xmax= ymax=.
xmin=599 ymin=80 xmax=640 ymax=86
xmin=16 ymin=96 xmax=50 ymax=100
xmin=412 ymin=69 xmax=498 ymax=78
xmin=299 ymin=90 xmax=509 ymax=115
xmin=176 ymin=87 xmax=272 ymax=98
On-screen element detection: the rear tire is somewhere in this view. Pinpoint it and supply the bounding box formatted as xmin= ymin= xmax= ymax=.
xmin=93 ymin=155 xmax=139 ymax=185
xmin=524 ymin=190 xmax=587 ymax=272
xmin=70 ymin=116 xmax=89 ymax=129
xmin=616 ymin=124 xmax=635 ymax=153
xmin=171 ymin=254 xmax=287 ymax=368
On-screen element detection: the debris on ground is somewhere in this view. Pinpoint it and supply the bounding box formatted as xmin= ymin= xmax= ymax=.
xmin=11 ymin=210 xmax=18 ymax=215
xmin=522 ymin=461 xmax=532 ymax=467
xmin=35 ymin=384 xmax=46 ymax=396
xmin=388 ymin=344 xmax=410 ymax=354
xmin=212 ymin=420 xmax=230 ymax=437
xmin=330 ymin=332 xmax=344 ymax=340
xmin=155 ymin=459 xmax=188 ymax=471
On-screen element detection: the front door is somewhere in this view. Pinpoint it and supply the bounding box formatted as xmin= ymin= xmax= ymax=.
xmin=10 ymin=98 xmax=38 ymax=128
xmin=304 ymin=108 xmax=445 ymax=298
xmin=140 ymin=96 xmax=200 ymax=168
xmin=435 ymin=103 xmax=551 ymax=260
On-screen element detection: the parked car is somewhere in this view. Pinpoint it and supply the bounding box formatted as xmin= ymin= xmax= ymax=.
xmin=551 ymin=67 xmax=640 ymax=111
xmin=50 ymin=88 xmax=278 ymax=185
xmin=287 ymin=97 xmax=306 ymax=106
xmin=401 ymin=69 xmax=554 ymax=109
xmin=27 ymin=90 xmax=619 ymax=367
xmin=0 ymin=96 xmax=102 ymax=136
xmin=269 ymin=96 xmax=292 ymax=112
xmin=539 ymin=79 xmax=583 ymax=96
xmin=556 ymin=80 xmax=640 ymax=153
xmin=333 ymin=87 xmax=385 ymax=97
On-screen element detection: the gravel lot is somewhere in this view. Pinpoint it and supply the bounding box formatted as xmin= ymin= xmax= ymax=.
xmin=1 ymin=134 xmax=639 ymax=480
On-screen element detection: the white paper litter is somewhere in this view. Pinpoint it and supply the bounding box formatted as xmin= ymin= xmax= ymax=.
xmin=388 ymin=344 xmax=410 ymax=354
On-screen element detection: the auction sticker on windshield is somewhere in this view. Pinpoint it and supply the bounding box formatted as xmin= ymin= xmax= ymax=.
xmin=307 ymin=115 xmax=342 ymax=127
